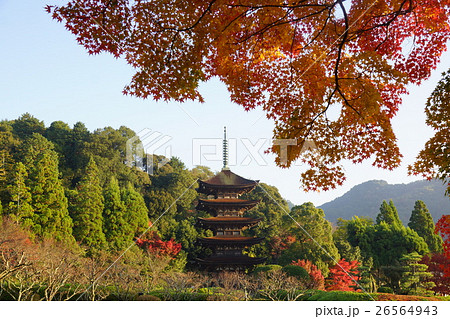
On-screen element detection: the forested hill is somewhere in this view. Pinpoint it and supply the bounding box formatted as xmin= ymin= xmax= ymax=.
xmin=319 ymin=180 xmax=449 ymax=224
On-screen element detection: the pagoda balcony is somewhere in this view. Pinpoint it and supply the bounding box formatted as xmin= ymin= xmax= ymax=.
xmin=196 ymin=198 xmax=259 ymax=214
xmin=198 ymin=236 xmax=264 ymax=247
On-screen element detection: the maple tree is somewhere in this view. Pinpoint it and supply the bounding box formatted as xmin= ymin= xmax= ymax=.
xmin=409 ymin=69 xmax=450 ymax=195
xmin=47 ymin=0 xmax=450 ymax=191
xmin=135 ymin=231 xmax=182 ymax=258
xmin=421 ymin=253 xmax=450 ymax=295
xmin=292 ymin=259 xmax=325 ymax=289
xmin=435 ymin=214 xmax=450 ymax=277
xmin=326 ymin=258 xmax=360 ymax=291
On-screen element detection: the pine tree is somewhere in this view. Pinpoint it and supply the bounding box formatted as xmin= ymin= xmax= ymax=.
xmin=71 ymin=157 xmax=107 ymax=251
xmin=7 ymin=162 xmax=34 ymax=228
xmin=103 ymin=177 xmax=130 ymax=251
xmin=408 ymin=200 xmax=443 ymax=253
xmin=121 ymin=182 xmax=149 ymax=239
xmin=400 ymin=252 xmax=434 ymax=295
xmin=21 ymin=134 xmax=74 ymax=242
xmin=376 ymin=200 xmax=402 ymax=226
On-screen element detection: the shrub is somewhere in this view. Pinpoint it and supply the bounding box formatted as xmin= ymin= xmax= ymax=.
xmin=377 ymin=286 xmax=393 ymax=293
xmin=136 ymin=294 xmax=161 ymax=301
xmin=307 ymin=291 xmax=373 ymax=301
xmin=253 ymin=264 xmax=282 ymax=274
xmin=282 ymin=265 xmax=309 ymax=280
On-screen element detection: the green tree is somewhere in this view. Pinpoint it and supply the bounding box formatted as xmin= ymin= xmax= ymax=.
xmin=22 ymin=134 xmax=74 ymax=242
xmin=333 ymin=218 xmax=362 ymax=263
xmin=278 ymin=203 xmax=340 ymax=277
xmin=7 ymin=162 xmax=34 ymax=229
xmin=103 ymin=176 xmax=130 ymax=251
xmin=408 ymin=200 xmax=443 ymax=253
xmin=242 ymin=183 xmax=287 ymax=260
xmin=347 ymin=216 xmax=429 ymax=293
xmin=190 ymin=165 xmax=215 ymax=180
xmin=122 ymin=182 xmax=149 ymax=238
xmin=70 ymin=157 xmax=107 ymax=252
xmin=0 ymin=122 xmax=20 ymax=206
xmin=376 ymin=200 xmax=402 ymax=226
xmin=400 ymin=252 xmax=434 ymax=296
xmin=11 ymin=113 xmax=45 ymax=140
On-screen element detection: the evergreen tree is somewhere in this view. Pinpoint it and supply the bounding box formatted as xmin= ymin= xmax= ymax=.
xmin=71 ymin=157 xmax=107 ymax=251
xmin=278 ymin=203 xmax=340 ymax=277
xmin=103 ymin=176 xmax=130 ymax=251
xmin=408 ymin=200 xmax=443 ymax=253
xmin=7 ymin=162 xmax=34 ymax=228
xmin=122 ymin=182 xmax=149 ymax=238
xmin=400 ymin=252 xmax=434 ymax=295
xmin=376 ymin=200 xmax=402 ymax=226
xmin=22 ymin=134 xmax=74 ymax=242
xmin=11 ymin=113 xmax=46 ymax=140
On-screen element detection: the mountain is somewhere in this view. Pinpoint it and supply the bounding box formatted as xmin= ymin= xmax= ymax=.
xmin=319 ymin=179 xmax=449 ymax=225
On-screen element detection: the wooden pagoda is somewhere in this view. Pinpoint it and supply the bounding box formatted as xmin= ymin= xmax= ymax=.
xmin=196 ymin=127 xmax=265 ymax=270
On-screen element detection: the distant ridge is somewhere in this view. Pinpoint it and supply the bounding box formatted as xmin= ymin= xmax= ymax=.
xmin=318 ymin=180 xmax=449 ymax=225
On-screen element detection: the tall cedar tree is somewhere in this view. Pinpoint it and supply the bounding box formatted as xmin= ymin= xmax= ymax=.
xmin=408 ymin=200 xmax=443 ymax=253
xmin=103 ymin=176 xmax=130 ymax=251
xmin=71 ymin=157 xmax=107 ymax=251
xmin=22 ymin=134 xmax=74 ymax=242
xmin=121 ymin=182 xmax=149 ymax=238
xmin=376 ymin=200 xmax=402 ymax=226
xmin=7 ymin=162 xmax=34 ymax=229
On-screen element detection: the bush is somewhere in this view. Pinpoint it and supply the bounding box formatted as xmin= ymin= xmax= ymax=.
xmin=377 ymin=286 xmax=393 ymax=293
xmin=253 ymin=264 xmax=282 ymax=274
xmin=307 ymin=291 xmax=374 ymax=301
xmin=136 ymin=294 xmax=161 ymax=301
xmin=282 ymin=265 xmax=309 ymax=280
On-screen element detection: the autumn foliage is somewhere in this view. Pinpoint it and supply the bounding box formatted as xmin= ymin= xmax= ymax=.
xmin=435 ymin=215 xmax=450 ymax=277
xmin=326 ymin=259 xmax=360 ymax=291
xmin=291 ymin=259 xmax=325 ymax=290
xmin=47 ymin=1 xmax=450 ymax=191
xmin=135 ymin=232 xmax=181 ymax=258
xmin=421 ymin=253 xmax=450 ymax=295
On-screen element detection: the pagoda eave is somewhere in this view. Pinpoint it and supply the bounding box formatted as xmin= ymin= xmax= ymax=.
xmin=197 ymin=256 xmax=267 ymax=266
xmin=198 ymin=236 xmax=264 ymax=246
xmin=197 ymin=217 xmax=262 ymax=228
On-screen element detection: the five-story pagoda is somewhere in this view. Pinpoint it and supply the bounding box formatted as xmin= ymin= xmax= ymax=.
xmin=196 ymin=127 xmax=265 ymax=270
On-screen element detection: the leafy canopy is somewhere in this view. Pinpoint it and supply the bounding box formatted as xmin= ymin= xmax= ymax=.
xmin=47 ymin=0 xmax=450 ymax=191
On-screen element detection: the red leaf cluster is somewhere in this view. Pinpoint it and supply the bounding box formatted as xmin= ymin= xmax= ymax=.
xmin=421 ymin=253 xmax=450 ymax=295
xmin=135 ymin=231 xmax=181 ymax=258
xmin=326 ymin=259 xmax=360 ymax=291
xmin=292 ymin=259 xmax=325 ymax=290
xmin=435 ymin=215 xmax=450 ymax=277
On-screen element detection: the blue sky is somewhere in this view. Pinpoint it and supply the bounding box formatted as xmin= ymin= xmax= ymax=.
xmin=1 ymin=1 xmax=449 ymax=207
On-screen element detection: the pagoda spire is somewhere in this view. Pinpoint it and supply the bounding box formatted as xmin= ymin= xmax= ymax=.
xmin=223 ymin=126 xmax=229 ymax=170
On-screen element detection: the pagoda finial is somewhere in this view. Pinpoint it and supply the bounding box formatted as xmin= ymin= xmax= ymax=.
xmin=223 ymin=126 xmax=229 ymax=170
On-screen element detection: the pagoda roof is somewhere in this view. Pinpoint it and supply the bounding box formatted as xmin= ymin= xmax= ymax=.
xmin=198 ymin=217 xmax=262 ymax=227
xmin=198 ymin=236 xmax=264 ymax=246
xmin=197 ymin=255 xmax=266 ymax=266
xmin=198 ymin=169 xmax=258 ymax=194
xmin=196 ymin=198 xmax=259 ymax=212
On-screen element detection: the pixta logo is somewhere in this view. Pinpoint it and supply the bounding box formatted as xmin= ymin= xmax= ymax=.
xmin=192 ymin=138 xmax=320 ymax=167
xmin=126 ymin=128 xmax=172 ymax=175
